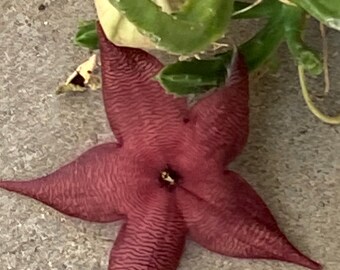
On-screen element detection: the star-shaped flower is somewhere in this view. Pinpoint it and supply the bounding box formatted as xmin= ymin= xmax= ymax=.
xmin=0 ymin=23 xmax=321 ymax=270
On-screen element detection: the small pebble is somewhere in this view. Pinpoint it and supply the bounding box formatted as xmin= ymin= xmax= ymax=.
xmin=38 ymin=4 xmax=46 ymax=11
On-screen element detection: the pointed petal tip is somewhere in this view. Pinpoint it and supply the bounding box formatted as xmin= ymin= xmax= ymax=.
xmin=289 ymin=253 xmax=322 ymax=270
xmin=96 ymin=20 xmax=125 ymax=54
xmin=291 ymin=256 xmax=321 ymax=270
xmin=96 ymin=21 xmax=113 ymax=52
xmin=0 ymin=180 xmax=39 ymax=199
xmin=229 ymin=50 xmax=249 ymax=80
xmin=232 ymin=49 xmax=246 ymax=64
xmin=96 ymin=21 xmax=107 ymax=44
xmin=180 ymin=171 xmax=322 ymax=270
xmin=259 ymin=228 xmax=322 ymax=270
xmin=278 ymin=241 xmax=322 ymax=270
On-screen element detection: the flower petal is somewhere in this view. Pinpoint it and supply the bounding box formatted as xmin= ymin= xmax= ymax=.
xmin=188 ymin=52 xmax=249 ymax=165
xmin=0 ymin=143 xmax=143 ymax=223
xmin=108 ymin=190 xmax=186 ymax=270
xmin=98 ymin=23 xmax=188 ymax=151
xmin=177 ymin=170 xmax=321 ymax=270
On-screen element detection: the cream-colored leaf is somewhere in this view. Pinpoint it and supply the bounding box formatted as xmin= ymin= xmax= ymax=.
xmin=94 ymin=0 xmax=172 ymax=50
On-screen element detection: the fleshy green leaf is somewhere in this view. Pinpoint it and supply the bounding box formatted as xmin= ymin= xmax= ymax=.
xmin=156 ymin=2 xmax=286 ymax=95
xmin=291 ymin=0 xmax=340 ymax=31
xmin=75 ymin=20 xmax=99 ymax=50
xmin=156 ymin=57 xmax=228 ymax=95
xmin=110 ymin=0 xmax=234 ymax=55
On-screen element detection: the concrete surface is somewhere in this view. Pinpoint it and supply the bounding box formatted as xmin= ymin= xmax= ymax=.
xmin=0 ymin=0 xmax=339 ymax=269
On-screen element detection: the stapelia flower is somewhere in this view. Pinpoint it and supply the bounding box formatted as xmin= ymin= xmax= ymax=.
xmin=0 ymin=23 xmax=321 ymax=270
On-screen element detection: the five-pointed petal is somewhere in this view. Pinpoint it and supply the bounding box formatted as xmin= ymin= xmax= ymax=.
xmin=0 ymin=23 xmax=321 ymax=270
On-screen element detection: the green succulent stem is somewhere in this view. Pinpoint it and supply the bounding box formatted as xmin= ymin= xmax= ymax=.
xmin=298 ymin=65 xmax=340 ymax=125
xmin=283 ymin=5 xmax=322 ymax=76
xmin=237 ymin=13 xmax=284 ymax=71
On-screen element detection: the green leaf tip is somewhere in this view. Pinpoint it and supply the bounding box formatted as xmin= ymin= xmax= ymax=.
xmin=75 ymin=20 xmax=99 ymax=50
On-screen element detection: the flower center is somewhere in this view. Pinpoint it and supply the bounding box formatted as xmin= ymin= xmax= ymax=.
xmin=159 ymin=166 xmax=180 ymax=189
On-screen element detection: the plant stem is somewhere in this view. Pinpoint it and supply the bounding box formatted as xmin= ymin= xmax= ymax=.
xmin=298 ymin=65 xmax=340 ymax=125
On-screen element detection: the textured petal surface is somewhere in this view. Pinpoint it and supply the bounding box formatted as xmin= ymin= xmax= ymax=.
xmin=177 ymin=169 xmax=321 ymax=270
xmin=0 ymin=143 xmax=155 ymax=223
xmin=98 ymin=23 xmax=188 ymax=153
xmin=188 ymin=53 xmax=249 ymax=165
xmin=109 ymin=190 xmax=186 ymax=270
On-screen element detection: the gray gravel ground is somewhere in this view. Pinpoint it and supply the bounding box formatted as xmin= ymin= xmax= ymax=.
xmin=0 ymin=1 xmax=339 ymax=269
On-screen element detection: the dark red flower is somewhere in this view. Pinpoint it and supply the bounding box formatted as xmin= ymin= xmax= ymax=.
xmin=0 ymin=23 xmax=321 ymax=270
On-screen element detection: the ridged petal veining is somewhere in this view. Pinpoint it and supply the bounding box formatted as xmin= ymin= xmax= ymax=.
xmin=0 ymin=22 xmax=321 ymax=270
